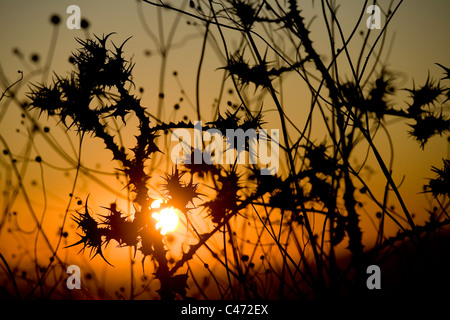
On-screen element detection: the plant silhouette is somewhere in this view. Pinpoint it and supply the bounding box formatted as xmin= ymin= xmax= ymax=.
xmin=1 ymin=0 xmax=450 ymax=300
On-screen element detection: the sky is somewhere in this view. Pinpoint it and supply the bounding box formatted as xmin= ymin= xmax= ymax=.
xmin=0 ymin=0 xmax=449 ymax=299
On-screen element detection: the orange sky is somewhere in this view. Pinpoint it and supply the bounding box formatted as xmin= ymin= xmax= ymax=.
xmin=0 ymin=0 xmax=449 ymax=298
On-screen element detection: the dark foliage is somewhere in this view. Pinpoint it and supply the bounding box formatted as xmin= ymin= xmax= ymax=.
xmin=17 ymin=0 xmax=450 ymax=300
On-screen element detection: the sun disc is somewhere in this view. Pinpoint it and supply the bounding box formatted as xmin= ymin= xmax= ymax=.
xmin=151 ymin=203 xmax=179 ymax=235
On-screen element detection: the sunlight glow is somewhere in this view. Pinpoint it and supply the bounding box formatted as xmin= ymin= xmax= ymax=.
xmin=151 ymin=199 xmax=163 ymax=209
xmin=151 ymin=200 xmax=179 ymax=235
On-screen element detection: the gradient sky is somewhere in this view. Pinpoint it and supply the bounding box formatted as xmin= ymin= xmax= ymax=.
xmin=0 ymin=0 xmax=449 ymax=272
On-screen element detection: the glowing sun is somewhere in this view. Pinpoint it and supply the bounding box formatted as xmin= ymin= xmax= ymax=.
xmin=151 ymin=200 xmax=179 ymax=235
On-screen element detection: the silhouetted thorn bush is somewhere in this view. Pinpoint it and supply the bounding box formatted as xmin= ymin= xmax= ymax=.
xmin=163 ymin=166 xmax=201 ymax=211
xmin=19 ymin=0 xmax=450 ymax=299
xmin=66 ymin=198 xmax=113 ymax=266
xmin=426 ymin=159 xmax=450 ymax=198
